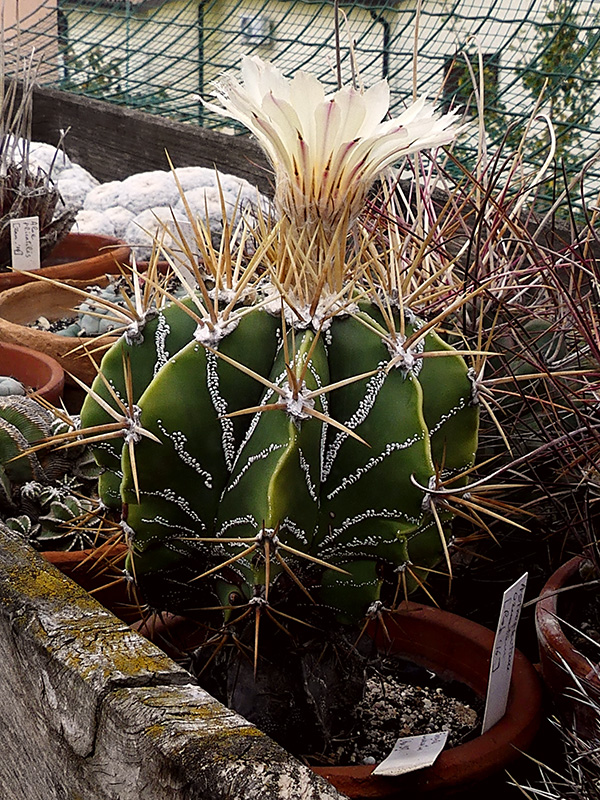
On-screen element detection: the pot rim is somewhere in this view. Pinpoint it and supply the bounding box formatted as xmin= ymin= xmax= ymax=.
xmin=0 ymin=341 xmax=64 ymax=404
xmin=312 ymin=602 xmax=542 ymax=796
xmin=535 ymin=555 xmax=600 ymax=684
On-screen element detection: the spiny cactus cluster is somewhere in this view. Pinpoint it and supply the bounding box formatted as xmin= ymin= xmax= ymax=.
xmin=0 ymin=396 xmax=103 ymax=550
xmin=75 ymin=56 xmax=480 ymax=629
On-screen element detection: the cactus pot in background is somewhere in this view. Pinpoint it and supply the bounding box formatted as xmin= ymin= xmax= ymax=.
xmin=0 ymin=342 xmax=64 ymax=404
xmin=0 ymin=232 xmax=130 ymax=292
xmin=536 ymin=556 xmax=600 ymax=740
xmin=0 ymin=278 xmax=119 ymax=385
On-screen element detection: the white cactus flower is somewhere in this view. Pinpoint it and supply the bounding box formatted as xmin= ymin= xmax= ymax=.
xmin=204 ymin=56 xmax=460 ymax=235
xmin=204 ymin=56 xmax=462 ymax=309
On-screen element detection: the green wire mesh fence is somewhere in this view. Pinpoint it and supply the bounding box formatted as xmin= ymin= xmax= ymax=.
xmin=5 ymin=0 xmax=600 ymax=202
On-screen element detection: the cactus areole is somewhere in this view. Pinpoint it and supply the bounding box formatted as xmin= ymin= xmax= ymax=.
xmin=81 ymin=57 xmax=477 ymax=626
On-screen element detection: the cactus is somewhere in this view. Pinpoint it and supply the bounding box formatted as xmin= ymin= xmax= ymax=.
xmin=0 ymin=396 xmax=104 ymax=550
xmin=74 ymin=57 xmax=483 ymax=640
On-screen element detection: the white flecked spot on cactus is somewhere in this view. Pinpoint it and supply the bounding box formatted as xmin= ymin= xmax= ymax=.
xmin=155 ymin=420 xmax=213 ymax=489
xmin=298 ymin=448 xmax=318 ymax=502
xmin=223 ymin=442 xmax=285 ymax=493
xmin=326 ymin=431 xmax=426 ymax=501
xmin=321 ymin=368 xmax=386 ymax=482
xmin=320 ymin=507 xmax=421 ymax=552
xmin=194 ymin=315 xmax=240 ymax=347
xmin=205 ymin=351 xmax=236 ymax=470
xmin=386 ymin=332 xmax=424 ymax=376
xmin=74 ymin=209 xmax=116 ymax=237
xmin=82 ymin=179 xmax=123 ymax=211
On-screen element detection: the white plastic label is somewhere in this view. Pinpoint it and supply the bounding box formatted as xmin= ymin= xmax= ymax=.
xmin=372 ymin=731 xmax=448 ymax=776
xmin=482 ymin=572 xmax=528 ymax=733
xmin=10 ymin=216 xmax=40 ymax=271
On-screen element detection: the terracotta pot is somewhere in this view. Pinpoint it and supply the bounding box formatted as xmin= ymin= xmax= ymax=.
xmin=313 ymin=604 xmax=542 ymax=797
xmin=42 ymin=543 xmax=140 ymax=623
xmin=137 ymin=602 xmax=541 ymax=796
xmin=0 ymin=278 xmax=118 ymax=385
xmin=535 ymin=555 xmax=600 ymax=737
xmin=0 ymin=341 xmax=64 ymax=404
xmin=0 ymin=232 xmax=130 ymax=292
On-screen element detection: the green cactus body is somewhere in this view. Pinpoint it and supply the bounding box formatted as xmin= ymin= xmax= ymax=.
xmin=119 ymin=308 xmax=281 ymax=603
xmin=0 ymin=397 xmax=101 ymax=549
xmin=310 ymin=312 xmax=435 ymax=616
xmin=416 ymin=329 xmax=479 ymax=484
xmin=113 ymin=299 xmax=477 ymax=621
xmin=215 ymin=328 xmax=329 ymax=596
xmin=0 ymin=397 xmax=57 ymax=488
xmin=80 ymin=298 xmax=199 ymax=507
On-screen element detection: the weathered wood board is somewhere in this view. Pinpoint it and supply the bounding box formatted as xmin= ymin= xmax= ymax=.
xmin=0 ymin=529 xmax=345 ymax=800
xmin=30 ymin=84 xmax=273 ymax=191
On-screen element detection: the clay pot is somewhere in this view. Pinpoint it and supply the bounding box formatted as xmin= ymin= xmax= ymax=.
xmin=0 ymin=277 xmax=118 ymax=385
xmin=535 ymin=555 xmax=600 ymax=737
xmin=42 ymin=543 xmax=140 ymax=623
xmin=313 ymin=603 xmax=542 ymax=797
xmin=0 ymin=341 xmax=64 ymax=404
xmin=0 ymin=232 xmax=130 ymax=292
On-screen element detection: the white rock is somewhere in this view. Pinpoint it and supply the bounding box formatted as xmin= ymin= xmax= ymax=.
xmin=28 ymin=141 xmax=72 ymax=177
xmin=103 ymin=206 xmax=135 ymax=240
xmin=117 ymin=171 xmax=181 ymax=215
xmin=84 ymin=180 xmax=124 ymax=212
xmin=124 ymin=206 xmax=185 ymax=260
xmin=172 ymin=166 xmax=219 ymax=192
xmin=74 ymin=209 xmax=116 ymax=237
xmin=172 ymin=185 xmax=233 ymax=232
xmin=56 ymin=165 xmax=100 ymax=211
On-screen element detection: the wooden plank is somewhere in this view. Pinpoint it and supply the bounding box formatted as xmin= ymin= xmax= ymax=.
xmin=30 ymin=84 xmax=273 ymax=192
xmin=0 ymin=528 xmax=345 ymax=800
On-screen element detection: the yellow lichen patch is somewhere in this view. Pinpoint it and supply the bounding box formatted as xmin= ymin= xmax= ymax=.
xmin=5 ymin=561 xmax=94 ymax=611
xmin=146 ymin=722 xmax=167 ymax=740
xmin=53 ymin=624 xmax=176 ymax=681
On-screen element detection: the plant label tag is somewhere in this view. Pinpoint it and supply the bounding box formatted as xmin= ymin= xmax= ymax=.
xmin=372 ymin=731 xmax=448 ymax=776
xmin=482 ymin=572 xmax=528 ymax=733
xmin=10 ymin=216 xmax=40 ymax=271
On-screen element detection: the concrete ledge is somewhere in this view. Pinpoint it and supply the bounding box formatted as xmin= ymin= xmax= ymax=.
xmin=0 ymin=529 xmax=345 ymax=800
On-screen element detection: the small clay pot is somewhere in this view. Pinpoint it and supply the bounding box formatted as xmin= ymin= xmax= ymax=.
xmin=535 ymin=555 xmax=600 ymax=738
xmin=0 ymin=277 xmax=118 ymax=385
xmin=313 ymin=603 xmax=542 ymax=797
xmin=0 ymin=232 xmax=130 ymax=292
xmin=0 ymin=341 xmax=64 ymax=404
